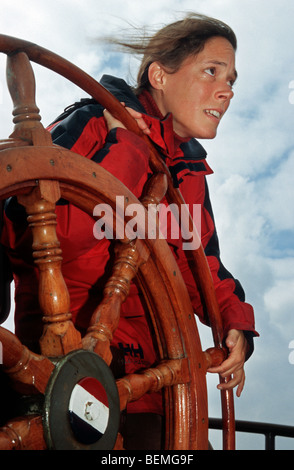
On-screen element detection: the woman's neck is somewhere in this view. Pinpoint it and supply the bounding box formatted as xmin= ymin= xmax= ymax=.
xmin=138 ymin=89 xmax=190 ymax=147
xmin=138 ymin=89 xmax=164 ymax=119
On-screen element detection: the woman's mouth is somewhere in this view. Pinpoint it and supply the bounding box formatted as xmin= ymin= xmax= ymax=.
xmin=204 ymin=109 xmax=222 ymax=120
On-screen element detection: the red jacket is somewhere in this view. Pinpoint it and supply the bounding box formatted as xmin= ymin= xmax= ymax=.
xmin=1 ymin=75 xmax=258 ymax=414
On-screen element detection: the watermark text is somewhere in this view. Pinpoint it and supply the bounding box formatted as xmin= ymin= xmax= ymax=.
xmin=93 ymin=196 xmax=201 ymax=250
xmin=289 ymin=80 xmax=294 ymax=104
xmin=289 ymin=340 xmax=294 ymax=365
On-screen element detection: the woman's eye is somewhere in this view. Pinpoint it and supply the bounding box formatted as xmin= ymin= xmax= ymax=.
xmin=205 ymin=67 xmax=216 ymax=77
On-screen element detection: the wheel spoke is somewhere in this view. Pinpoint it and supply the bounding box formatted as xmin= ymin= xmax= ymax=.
xmin=83 ymin=240 xmax=146 ymax=364
xmin=0 ymin=326 xmax=54 ymax=394
xmin=17 ymin=182 xmax=82 ymax=357
xmin=117 ymin=358 xmax=190 ymax=411
xmin=0 ymin=416 xmax=46 ymax=450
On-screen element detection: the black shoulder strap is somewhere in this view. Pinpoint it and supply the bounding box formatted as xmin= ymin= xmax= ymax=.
xmin=48 ymin=98 xmax=98 ymax=126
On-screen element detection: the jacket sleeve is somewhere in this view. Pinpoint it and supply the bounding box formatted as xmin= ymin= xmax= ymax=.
xmin=50 ymin=103 xmax=150 ymax=199
xmin=47 ymin=104 xmax=152 ymax=268
xmin=173 ymin=169 xmax=258 ymax=357
xmin=201 ymin=178 xmax=258 ymax=356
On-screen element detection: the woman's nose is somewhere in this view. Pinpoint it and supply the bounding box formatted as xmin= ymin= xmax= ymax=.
xmin=215 ymin=84 xmax=234 ymax=102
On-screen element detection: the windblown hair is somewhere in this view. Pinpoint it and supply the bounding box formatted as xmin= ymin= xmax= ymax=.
xmin=106 ymin=13 xmax=237 ymax=94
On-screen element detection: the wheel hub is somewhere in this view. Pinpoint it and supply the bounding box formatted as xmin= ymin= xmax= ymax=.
xmin=43 ymin=350 xmax=120 ymax=450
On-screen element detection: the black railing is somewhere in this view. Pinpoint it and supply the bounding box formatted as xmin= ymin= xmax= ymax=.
xmin=209 ymin=418 xmax=294 ymax=450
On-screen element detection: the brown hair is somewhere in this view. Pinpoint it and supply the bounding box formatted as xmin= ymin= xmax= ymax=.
xmin=107 ymin=13 xmax=237 ymax=94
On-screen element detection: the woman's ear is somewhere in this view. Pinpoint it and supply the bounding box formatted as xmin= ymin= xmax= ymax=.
xmin=148 ymin=62 xmax=166 ymax=90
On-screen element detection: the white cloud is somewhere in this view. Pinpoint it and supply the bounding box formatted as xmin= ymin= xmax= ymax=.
xmin=265 ymin=278 xmax=294 ymax=335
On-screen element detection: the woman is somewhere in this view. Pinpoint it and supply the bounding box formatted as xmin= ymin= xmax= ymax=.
xmin=2 ymin=13 xmax=258 ymax=448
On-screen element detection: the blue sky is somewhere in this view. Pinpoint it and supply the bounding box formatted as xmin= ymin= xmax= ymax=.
xmin=0 ymin=0 xmax=294 ymax=450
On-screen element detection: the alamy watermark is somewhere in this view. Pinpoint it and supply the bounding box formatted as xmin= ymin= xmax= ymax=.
xmin=93 ymin=196 xmax=201 ymax=250
xmin=289 ymin=80 xmax=294 ymax=104
xmin=289 ymin=340 xmax=294 ymax=365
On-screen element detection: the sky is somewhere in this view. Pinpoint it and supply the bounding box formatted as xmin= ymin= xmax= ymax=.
xmin=0 ymin=0 xmax=294 ymax=451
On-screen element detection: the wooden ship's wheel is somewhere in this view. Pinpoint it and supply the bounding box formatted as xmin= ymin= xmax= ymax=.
xmin=0 ymin=35 xmax=235 ymax=450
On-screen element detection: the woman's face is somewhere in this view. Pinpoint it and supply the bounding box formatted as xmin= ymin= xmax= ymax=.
xmin=149 ymin=36 xmax=237 ymax=139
